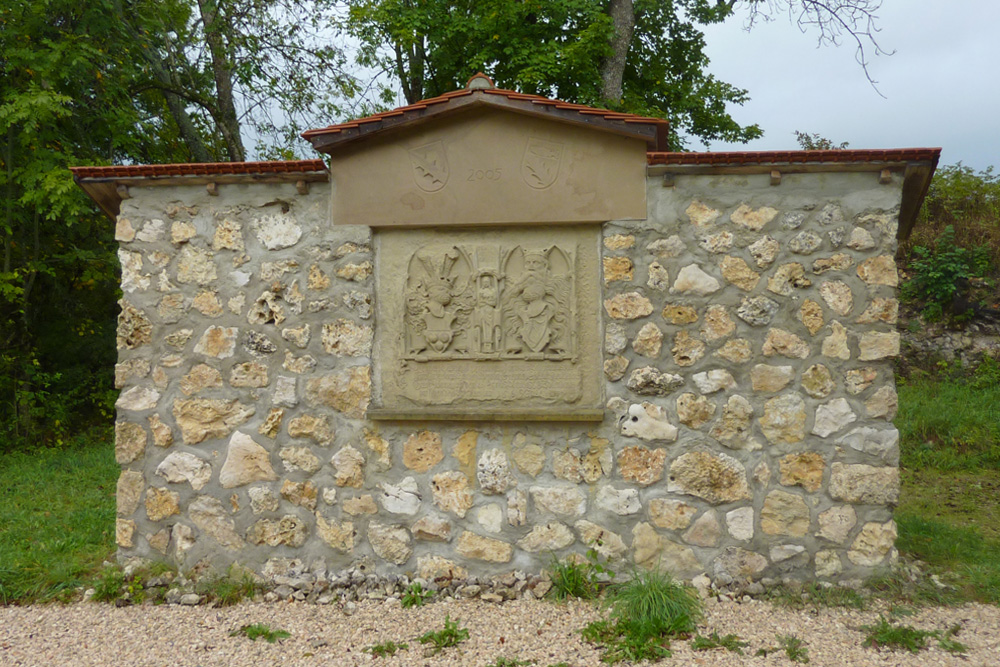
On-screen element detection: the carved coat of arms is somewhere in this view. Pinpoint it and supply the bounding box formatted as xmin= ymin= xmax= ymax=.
xmin=403 ymin=243 xmax=574 ymax=360
xmin=521 ymin=137 xmax=563 ymax=189
xmin=408 ymin=141 xmax=449 ymax=192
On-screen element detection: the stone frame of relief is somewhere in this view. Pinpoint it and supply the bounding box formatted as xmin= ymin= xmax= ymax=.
xmin=370 ymin=225 xmax=604 ymax=420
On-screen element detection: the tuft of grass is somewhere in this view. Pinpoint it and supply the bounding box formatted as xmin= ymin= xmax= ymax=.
xmin=485 ymin=657 xmax=535 ymax=667
xmin=417 ymin=616 xmax=469 ymax=655
xmin=757 ymin=635 xmax=809 ymax=663
xmin=580 ymin=568 xmax=701 ymax=663
xmin=90 ymin=566 xmax=126 ymax=603
xmin=196 ymin=566 xmax=260 ymax=607
xmin=548 ymin=549 xmax=612 ymax=601
xmin=364 ymin=640 xmax=409 ymax=658
xmin=401 ymin=581 xmax=433 ymax=608
xmin=861 ymin=616 xmax=933 ymax=653
xmin=936 ymin=624 xmax=969 ymax=655
xmin=230 ymin=623 xmax=290 ymax=643
xmin=0 ymin=431 xmax=117 ymax=604
xmin=691 ymin=631 xmax=749 ymax=655
xmin=766 ymin=582 xmax=868 ymax=610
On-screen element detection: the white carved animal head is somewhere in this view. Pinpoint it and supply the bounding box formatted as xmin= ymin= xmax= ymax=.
xmin=620 ymin=403 xmax=679 ymax=443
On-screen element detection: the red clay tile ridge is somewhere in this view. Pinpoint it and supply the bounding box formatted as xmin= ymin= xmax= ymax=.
xmin=69 ymin=159 xmax=327 ymax=181
xmin=303 ymin=72 xmax=670 ymax=151
xmin=648 ymin=148 xmax=941 ymax=166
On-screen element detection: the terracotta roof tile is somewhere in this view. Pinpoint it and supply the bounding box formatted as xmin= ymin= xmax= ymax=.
xmin=69 ymin=159 xmax=327 ymax=180
xmin=302 ymin=78 xmax=668 ymax=148
xmin=647 ymin=148 xmax=941 ymax=166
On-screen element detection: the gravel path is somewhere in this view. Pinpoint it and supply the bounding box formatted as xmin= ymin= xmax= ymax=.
xmin=1 ymin=598 xmax=998 ymax=666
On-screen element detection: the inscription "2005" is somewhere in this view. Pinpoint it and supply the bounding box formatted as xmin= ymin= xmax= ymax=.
xmin=467 ymin=168 xmax=502 ymax=181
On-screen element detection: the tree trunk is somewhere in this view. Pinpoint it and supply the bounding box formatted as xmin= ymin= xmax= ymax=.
xmin=599 ymin=0 xmax=635 ymax=103
xmin=196 ymin=0 xmax=246 ymax=161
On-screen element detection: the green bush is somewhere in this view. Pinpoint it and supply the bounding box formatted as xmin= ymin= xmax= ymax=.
xmin=902 ymin=225 xmax=991 ymax=320
xmin=548 ymin=549 xmax=613 ymax=601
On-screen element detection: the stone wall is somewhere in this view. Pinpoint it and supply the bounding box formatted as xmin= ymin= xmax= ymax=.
xmin=113 ymin=169 xmax=903 ymax=590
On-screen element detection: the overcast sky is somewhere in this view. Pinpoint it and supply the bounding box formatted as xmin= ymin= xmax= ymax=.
xmin=698 ymin=0 xmax=999 ymax=170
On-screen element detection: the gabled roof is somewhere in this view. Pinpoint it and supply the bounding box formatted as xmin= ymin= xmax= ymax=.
xmin=303 ymin=73 xmax=670 ymax=153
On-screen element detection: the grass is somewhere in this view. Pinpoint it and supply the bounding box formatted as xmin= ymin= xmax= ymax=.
xmin=401 ymin=581 xmax=433 ymax=608
xmin=548 ymin=549 xmax=612 ymax=601
xmin=691 ymin=631 xmax=749 ymax=655
xmin=580 ymin=568 xmax=701 ymax=663
xmin=230 ymin=623 xmax=290 ymax=643
xmin=195 ymin=566 xmax=260 ymax=607
xmin=756 ymin=635 xmax=809 ymax=663
xmin=484 ymin=657 xmax=534 ymax=667
xmin=0 ymin=430 xmax=117 ymax=604
xmin=417 ymin=616 xmax=469 ymax=655
xmin=897 ymin=368 xmax=1000 ymax=471
xmin=765 ymin=582 xmax=868 ymax=610
xmin=860 ymin=616 xmax=968 ymax=655
xmin=364 ymin=640 xmax=409 ymax=658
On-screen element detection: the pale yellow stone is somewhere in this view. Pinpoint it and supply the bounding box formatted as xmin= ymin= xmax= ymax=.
xmin=686 ymin=200 xmax=721 ymax=228
xmin=189 ymin=495 xmax=243 ymax=549
xmin=229 ymin=362 xmax=268 ymax=388
xmin=332 ymin=445 xmax=365 ymax=488
xmin=603 ymin=256 xmax=634 ymax=283
xmin=648 ymin=498 xmax=697 ymax=530
xmin=820 ymin=281 xmax=854 ymax=316
xmin=720 ymin=256 xmax=760 ymax=291
xmin=632 ymin=322 xmax=663 ymax=357
xmin=417 ymin=555 xmax=467 ymax=580
xmin=849 ymin=520 xmax=898 ymax=566
xmin=830 ymin=463 xmax=900 ymax=504
xmin=453 ymin=430 xmax=478 ymax=468
xmin=115 ymin=358 xmax=151 ymax=389
xmin=116 ymin=217 xmax=136 ymax=242
xmin=668 ymin=451 xmax=751 ymax=505
xmin=115 ymin=421 xmax=146 ymax=464
xmin=762 ymin=328 xmax=810 ymax=359
xmin=412 ymin=516 xmax=452 ymax=542
xmin=403 ymin=431 xmax=443 ymax=472
xmin=176 ymin=246 xmax=217 ymax=285
xmin=604 ymin=234 xmax=635 ymax=250
xmin=767 ymin=263 xmax=811 ymax=295
xmin=170 ymin=220 xmax=196 ymax=244
xmin=517 ymin=522 xmax=575 ymax=552
xmin=172 ymin=398 xmax=254 ymax=445
xmin=749 ymin=235 xmax=780 ymax=268
xmin=219 ymin=432 xmax=277 ymax=488
xmin=859 ymin=332 xmax=900 ymax=360
xmin=512 ymin=442 xmax=545 ymax=477
xmin=822 ymin=320 xmax=851 ymax=360
xmin=117 ymin=471 xmax=144 ymax=516
xmin=631 ymin=523 xmax=702 ymax=575
xmin=307 ymin=264 xmax=331 ymax=290
xmin=316 ymin=515 xmax=354 ymax=552
xmin=246 ymin=515 xmax=308 ymax=547
xmin=575 ymin=521 xmax=627 ymax=560
xmin=865 ymin=385 xmax=898 ymax=420
xmin=856 ymin=297 xmax=899 ymax=324
xmin=287 ymin=414 xmax=333 ymax=444
xmin=282 ymin=351 xmax=316 ymax=374
xmin=604 ymin=356 xmax=629 ymax=381
xmin=321 ymin=319 xmax=373 ymax=357
xmin=116 ymin=518 xmax=136 ymax=548
xmin=191 ymin=291 xmax=223 ymax=317
xmin=258 ymin=407 xmax=284 ymax=438
xmin=212 ymin=218 xmax=244 ymax=251
xmin=730 ymin=203 xmax=778 ymax=230
xmin=116 ymin=301 xmax=152 ymax=350
xmin=714 ymin=339 xmax=752 ymax=364
xmin=761 ymin=490 xmax=810 ymax=537
xmin=342 ymin=495 xmax=377 ymax=515
xmin=701 ymin=304 xmax=735 ymax=341
xmin=683 ymin=511 xmax=721 ymax=547
xmin=280 ymin=479 xmax=318 ymax=510
xmin=618 ymin=446 xmax=666 ymax=487
xmin=604 ymin=292 xmax=653 ymax=319
xmin=760 ymin=393 xmax=807 ymax=444
xmin=193 ymin=326 xmax=238 ymax=359
xmin=432 ymin=471 xmax=474 ymax=517
xmin=646 ymin=261 xmax=670 ymax=290
xmin=799 ymin=299 xmax=825 ymax=336
xmin=279 ymin=446 xmax=321 ymax=474
xmin=145 ymin=487 xmax=180 ymax=521
xmin=304 ymin=367 xmax=371 ymax=419
xmin=676 ymin=393 xmax=716 ymax=429
xmin=456 ymin=531 xmax=512 ymax=562
xmin=750 ymin=364 xmax=794 ymax=393
xmin=157 ymin=293 xmax=186 ymax=323
xmin=662 ymin=304 xmax=699 ymax=325
xmin=335 ymin=261 xmax=373 ymax=281
xmin=672 ymin=330 xmax=706 ymax=366
xmin=818 ymin=506 xmax=857 ymax=544
xmin=802 ymin=364 xmax=836 ymax=398
xmin=779 ymin=452 xmax=826 ymax=492
xmin=699 ymin=230 xmax=734 ymax=254
xmin=846 ymin=368 xmax=878 ymax=394
xmin=857 ymin=255 xmax=898 ymax=286
xmin=147 ymin=529 xmax=170 ymax=555
xmin=812 ymin=253 xmax=853 ymax=274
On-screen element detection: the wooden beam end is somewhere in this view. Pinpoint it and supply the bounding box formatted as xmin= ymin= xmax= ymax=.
xmin=770 ymin=169 xmax=782 ymax=186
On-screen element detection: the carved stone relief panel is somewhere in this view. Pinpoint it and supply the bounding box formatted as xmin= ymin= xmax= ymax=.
xmin=375 ymin=226 xmax=602 ymax=418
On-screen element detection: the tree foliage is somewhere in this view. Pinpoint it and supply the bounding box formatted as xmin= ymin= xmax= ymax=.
xmin=346 ymin=0 xmax=765 ymax=149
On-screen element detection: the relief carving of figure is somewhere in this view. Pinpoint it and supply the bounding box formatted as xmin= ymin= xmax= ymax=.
xmin=501 ymin=247 xmax=572 ymax=357
xmin=403 ymin=247 xmax=473 ymax=356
